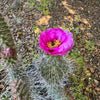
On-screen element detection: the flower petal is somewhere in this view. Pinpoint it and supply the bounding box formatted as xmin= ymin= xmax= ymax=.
xmin=39 ymin=28 xmax=74 ymax=55
xmin=46 ymin=28 xmax=67 ymax=42
xmin=49 ymin=32 xmax=74 ymax=55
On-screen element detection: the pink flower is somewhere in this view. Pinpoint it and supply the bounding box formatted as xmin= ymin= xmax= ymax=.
xmin=2 ymin=47 xmax=16 ymax=58
xmin=39 ymin=28 xmax=74 ymax=55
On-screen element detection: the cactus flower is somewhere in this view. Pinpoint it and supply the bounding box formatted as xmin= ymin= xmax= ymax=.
xmin=39 ymin=28 xmax=74 ymax=55
xmin=2 ymin=47 xmax=16 ymax=58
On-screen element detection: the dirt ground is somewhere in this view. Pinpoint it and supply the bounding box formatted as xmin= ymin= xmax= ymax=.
xmin=0 ymin=0 xmax=100 ymax=100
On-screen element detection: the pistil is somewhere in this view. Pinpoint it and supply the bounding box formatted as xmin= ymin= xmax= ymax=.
xmin=47 ymin=39 xmax=61 ymax=48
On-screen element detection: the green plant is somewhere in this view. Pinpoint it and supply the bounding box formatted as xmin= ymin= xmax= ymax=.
xmin=66 ymin=47 xmax=90 ymax=100
xmin=75 ymin=16 xmax=80 ymax=22
xmin=85 ymin=41 xmax=96 ymax=51
xmin=63 ymin=23 xmax=79 ymax=34
xmin=4 ymin=5 xmax=9 ymax=10
xmin=88 ymin=78 xmax=94 ymax=84
xmin=36 ymin=0 xmax=54 ymax=15
xmin=17 ymin=18 xmax=22 ymax=24
xmin=1 ymin=91 xmax=11 ymax=100
xmin=27 ymin=0 xmax=36 ymax=9
xmin=32 ymin=26 xmax=37 ymax=31
xmin=74 ymin=27 xmax=80 ymax=34
xmin=66 ymin=23 xmax=74 ymax=32
xmin=0 ymin=14 xmax=15 ymax=47
xmin=71 ymin=76 xmax=88 ymax=100
xmin=89 ymin=89 xmax=92 ymax=93
xmin=41 ymin=25 xmax=47 ymax=31
xmin=0 ymin=65 xmax=3 ymax=69
xmin=76 ymin=57 xmax=83 ymax=67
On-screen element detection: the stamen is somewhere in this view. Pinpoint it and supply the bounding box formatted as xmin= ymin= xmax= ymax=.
xmin=47 ymin=39 xmax=61 ymax=48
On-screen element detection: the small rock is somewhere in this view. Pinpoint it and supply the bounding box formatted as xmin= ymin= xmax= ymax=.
xmin=86 ymin=70 xmax=91 ymax=76
xmin=95 ymin=88 xmax=100 ymax=92
xmin=98 ymin=92 xmax=100 ymax=95
xmin=92 ymin=84 xmax=96 ymax=88
xmin=98 ymin=75 xmax=100 ymax=80
xmin=98 ymin=72 xmax=100 ymax=75
xmin=88 ymin=85 xmax=92 ymax=88
xmin=93 ymin=90 xmax=97 ymax=95
xmin=98 ymin=96 xmax=100 ymax=100
xmin=18 ymin=32 xmax=22 ymax=35
xmin=94 ymin=79 xmax=99 ymax=86
xmin=90 ymin=67 xmax=95 ymax=73
xmin=94 ymin=73 xmax=98 ymax=78
xmin=93 ymin=66 xmax=97 ymax=69
xmin=88 ymin=99 xmax=92 ymax=100
xmin=0 ymin=85 xmax=4 ymax=89
xmin=84 ymin=91 xmax=88 ymax=95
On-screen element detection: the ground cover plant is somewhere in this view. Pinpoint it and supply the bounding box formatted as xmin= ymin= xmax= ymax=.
xmin=0 ymin=0 xmax=100 ymax=100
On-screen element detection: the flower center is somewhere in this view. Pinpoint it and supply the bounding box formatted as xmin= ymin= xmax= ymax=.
xmin=47 ymin=39 xmax=61 ymax=48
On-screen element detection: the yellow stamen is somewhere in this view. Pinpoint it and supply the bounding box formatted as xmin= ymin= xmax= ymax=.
xmin=47 ymin=39 xmax=61 ymax=48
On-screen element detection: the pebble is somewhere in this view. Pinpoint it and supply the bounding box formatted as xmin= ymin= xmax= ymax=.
xmin=98 ymin=72 xmax=100 ymax=75
xmin=95 ymin=88 xmax=100 ymax=92
xmin=98 ymin=96 xmax=100 ymax=99
xmin=90 ymin=67 xmax=95 ymax=73
xmin=94 ymin=79 xmax=99 ymax=86
xmin=93 ymin=90 xmax=97 ymax=95
xmin=85 ymin=70 xmax=91 ymax=76
xmin=92 ymin=84 xmax=96 ymax=88
xmin=88 ymin=84 xmax=92 ymax=88
xmin=0 ymin=84 xmax=4 ymax=89
xmin=94 ymin=73 xmax=99 ymax=78
xmin=98 ymin=92 xmax=100 ymax=95
xmin=84 ymin=91 xmax=88 ymax=95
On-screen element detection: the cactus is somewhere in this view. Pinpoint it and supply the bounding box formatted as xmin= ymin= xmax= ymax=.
xmin=0 ymin=14 xmax=15 ymax=47
xmin=0 ymin=3 xmax=76 ymax=99
xmin=32 ymin=54 xmax=76 ymax=99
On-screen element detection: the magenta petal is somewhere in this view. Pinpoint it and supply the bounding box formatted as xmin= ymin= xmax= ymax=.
xmin=39 ymin=31 xmax=49 ymax=44
xmin=46 ymin=28 xmax=67 ymax=42
xmin=51 ymin=34 xmax=74 ymax=55
xmin=39 ymin=28 xmax=74 ymax=55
